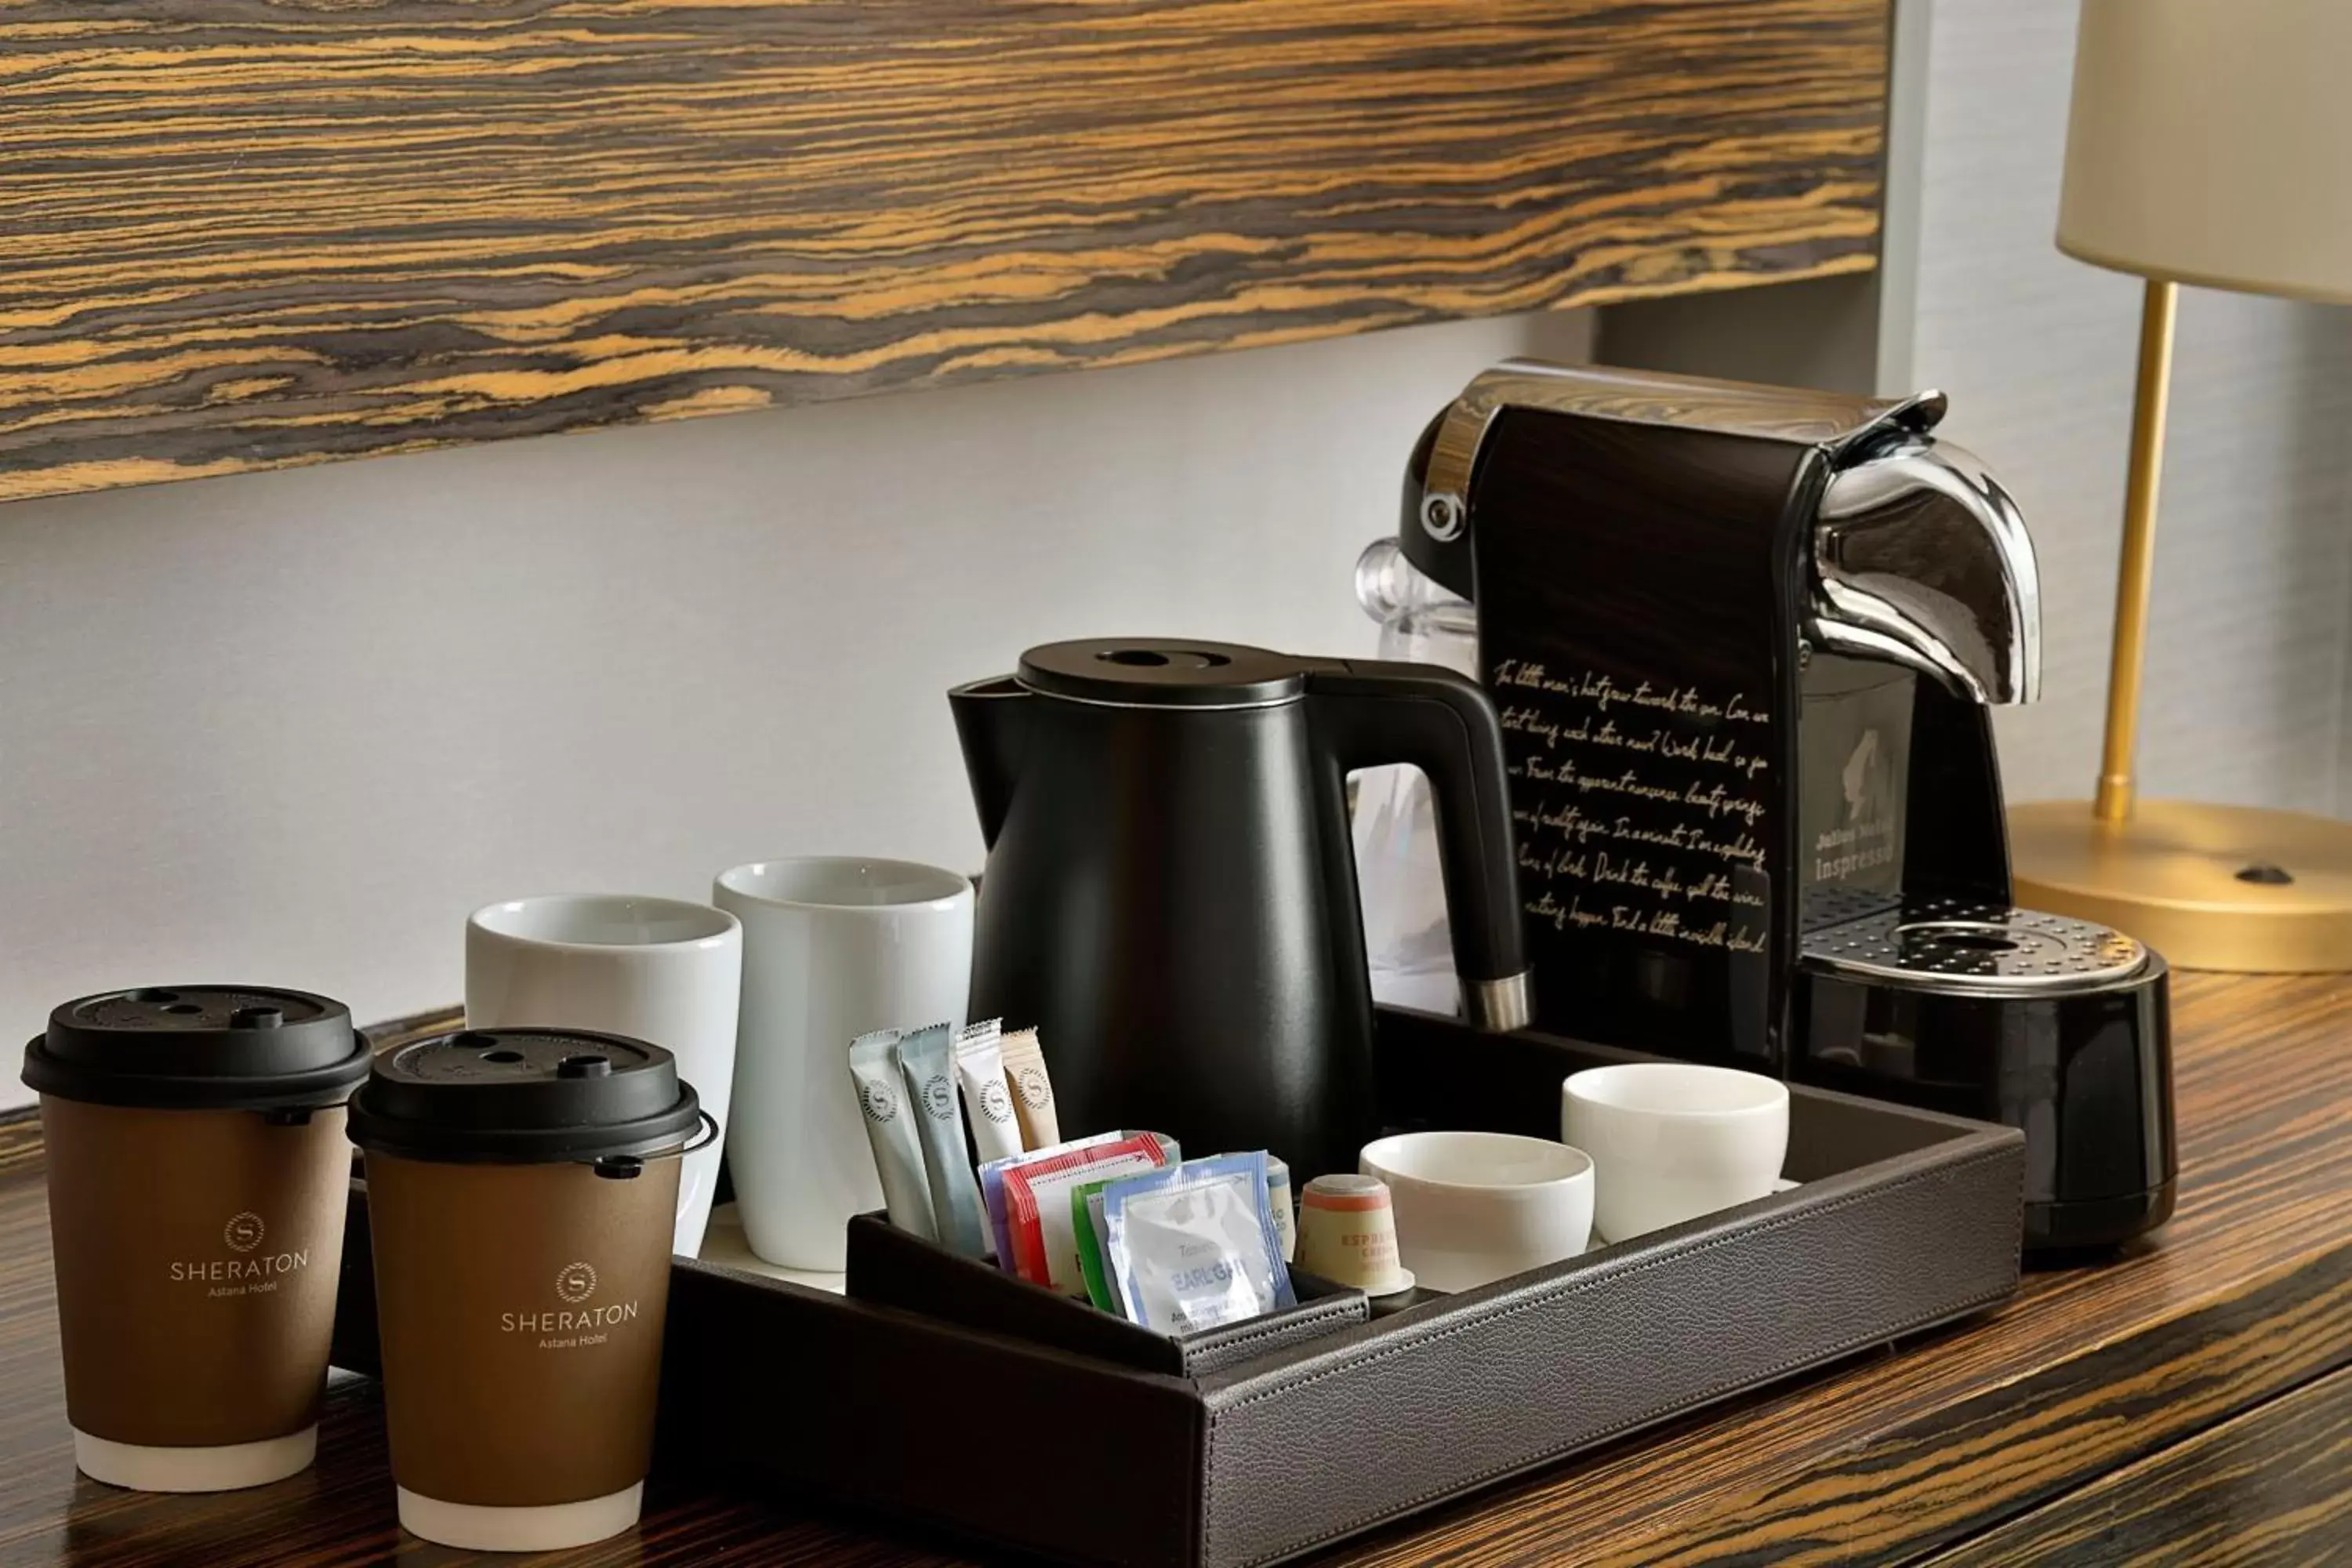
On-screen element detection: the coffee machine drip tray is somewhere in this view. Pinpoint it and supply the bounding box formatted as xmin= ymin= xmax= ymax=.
xmin=1802 ymin=898 xmax=2148 ymax=996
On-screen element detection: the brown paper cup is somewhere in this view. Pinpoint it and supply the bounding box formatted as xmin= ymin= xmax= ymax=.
xmin=365 ymin=1150 xmax=680 ymax=1548
xmin=44 ymin=1100 xmax=354 ymax=1490
xmin=347 ymin=1025 xmax=704 ymax=1552
xmin=24 ymin=986 xmax=368 ymax=1494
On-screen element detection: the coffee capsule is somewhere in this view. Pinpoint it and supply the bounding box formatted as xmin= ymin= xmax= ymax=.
xmin=24 ymin=985 xmax=369 ymax=1492
xmin=1295 ymin=1174 xmax=1414 ymax=1297
xmin=347 ymin=1028 xmax=706 ymax=1552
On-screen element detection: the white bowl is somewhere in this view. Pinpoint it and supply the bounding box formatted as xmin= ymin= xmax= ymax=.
xmin=1562 ymin=1063 xmax=1789 ymax=1243
xmin=1359 ymin=1131 xmax=1594 ymax=1292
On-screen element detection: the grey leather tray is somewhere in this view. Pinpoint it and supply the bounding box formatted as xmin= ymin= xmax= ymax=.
xmin=844 ymin=1208 xmax=1373 ymax=1377
xmin=331 ymin=1007 xmax=2024 ymax=1568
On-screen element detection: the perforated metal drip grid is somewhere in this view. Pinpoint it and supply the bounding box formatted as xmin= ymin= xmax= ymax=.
xmin=1801 ymin=897 xmax=2148 ymax=996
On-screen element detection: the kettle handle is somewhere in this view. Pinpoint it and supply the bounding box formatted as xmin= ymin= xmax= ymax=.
xmin=1305 ymin=660 xmax=1532 ymax=1032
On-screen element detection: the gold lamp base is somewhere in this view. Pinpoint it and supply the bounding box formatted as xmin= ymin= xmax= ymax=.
xmin=2009 ymin=798 xmax=2352 ymax=972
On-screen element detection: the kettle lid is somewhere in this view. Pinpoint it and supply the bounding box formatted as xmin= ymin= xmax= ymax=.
xmin=1018 ymin=639 xmax=1306 ymax=708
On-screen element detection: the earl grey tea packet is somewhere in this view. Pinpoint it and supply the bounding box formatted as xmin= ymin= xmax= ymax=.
xmin=1104 ymin=1152 xmax=1294 ymax=1334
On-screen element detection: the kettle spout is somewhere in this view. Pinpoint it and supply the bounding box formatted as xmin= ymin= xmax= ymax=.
xmin=949 ymin=677 xmax=1033 ymax=850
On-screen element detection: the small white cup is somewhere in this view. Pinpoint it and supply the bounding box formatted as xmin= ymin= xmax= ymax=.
xmin=1562 ymin=1063 xmax=1790 ymax=1243
xmin=715 ymin=858 xmax=973 ymax=1271
xmin=1359 ymin=1131 xmax=1594 ymax=1292
xmin=466 ymin=894 xmax=742 ymax=1258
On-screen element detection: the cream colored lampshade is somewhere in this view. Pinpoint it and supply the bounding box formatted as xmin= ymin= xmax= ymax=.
xmin=2060 ymin=0 xmax=2352 ymax=304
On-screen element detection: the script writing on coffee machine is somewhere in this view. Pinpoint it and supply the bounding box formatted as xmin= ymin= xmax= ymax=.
xmin=1493 ymin=659 xmax=1771 ymax=956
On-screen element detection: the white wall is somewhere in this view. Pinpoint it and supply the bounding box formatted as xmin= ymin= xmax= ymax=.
xmin=1900 ymin=0 xmax=2352 ymax=811
xmin=0 ymin=310 xmax=1589 ymax=1108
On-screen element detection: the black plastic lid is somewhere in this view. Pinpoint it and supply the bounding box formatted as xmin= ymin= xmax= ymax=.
xmin=23 ymin=986 xmax=368 ymax=1111
xmin=1017 ymin=639 xmax=1308 ymax=709
xmin=347 ymin=1027 xmax=702 ymax=1164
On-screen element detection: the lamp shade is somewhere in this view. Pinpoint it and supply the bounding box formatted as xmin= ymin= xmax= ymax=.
xmin=2060 ymin=0 xmax=2352 ymax=304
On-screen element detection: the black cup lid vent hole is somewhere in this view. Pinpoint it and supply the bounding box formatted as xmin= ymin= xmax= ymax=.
xmin=481 ymin=1049 xmax=525 ymax=1064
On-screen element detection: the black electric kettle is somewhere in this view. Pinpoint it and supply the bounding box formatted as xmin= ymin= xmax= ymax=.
xmin=949 ymin=638 xmax=1530 ymax=1180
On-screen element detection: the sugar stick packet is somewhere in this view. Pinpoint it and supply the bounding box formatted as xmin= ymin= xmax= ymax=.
xmin=848 ymin=1029 xmax=937 ymax=1240
xmin=893 ymin=1024 xmax=991 ymax=1258
xmin=953 ymin=1019 xmax=1024 ymax=1164
xmin=998 ymin=1027 xmax=1061 ymax=1149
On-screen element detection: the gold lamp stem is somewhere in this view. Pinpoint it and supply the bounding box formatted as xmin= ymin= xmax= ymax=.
xmin=2013 ymin=282 xmax=2352 ymax=972
xmin=2092 ymin=278 xmax=2177 ymax=823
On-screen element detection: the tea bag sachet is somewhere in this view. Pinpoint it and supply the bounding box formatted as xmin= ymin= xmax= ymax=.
xmin=997 ymin=1027 xmax=1061 ymax=1149
xmin=1071 ymin=1180 xmax=1122 ymax=1312
xmin=1266 ymin=1154 xmax=1296 ymax=1263
xmin=953 ymin=1018 xmax=1024 ymax=1164
xmin=979 ymin=1130 xmax=1179 ymax=1270
xmin=1000 ymin=1134 xmax=1167 ymax=1294
xmin=893 ymin=1024 xmax=991 ymax=1258
xmin=848 ymin=1029 xmax=937 ymax=1240
xmin=979 ymin=1131 xmax=1126 ymax=1268
xmin=1105 ymin=1152 xmax=1294 ymax=1334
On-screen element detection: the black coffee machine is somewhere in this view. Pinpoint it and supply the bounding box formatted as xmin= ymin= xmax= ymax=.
xmin=1399 ymin=361 xmax=2176 ymax=1251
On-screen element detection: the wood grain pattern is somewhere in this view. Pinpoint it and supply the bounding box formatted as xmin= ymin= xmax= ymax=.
xmin=1922 ymin=1363 xmax=2352 ymax=1566
xmin=5 ymin=973 xmax=2345 ymax=1565
xmin=0 ymin=1109 xmax=41 ymax=1182
xmin=0 ymin=0 xmax=1887 ymax=505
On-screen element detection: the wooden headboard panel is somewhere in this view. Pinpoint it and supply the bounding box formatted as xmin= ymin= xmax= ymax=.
xmin=0 ymin=0 xmax=1889 ymax=504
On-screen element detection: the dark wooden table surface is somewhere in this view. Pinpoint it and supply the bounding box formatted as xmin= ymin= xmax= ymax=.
xmin=3 ymin=971 xmax=2349 ymax=1565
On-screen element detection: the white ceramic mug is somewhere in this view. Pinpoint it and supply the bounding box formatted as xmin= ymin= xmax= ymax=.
xmin=1358 ymin=1131 xmax=1594 ymax=1292
xmin=714 ymin=858 xmax=974 ymax=1271
xmin=1562 ymin=1063 xmax=1790 ymax=1243
xmin=466 ymin=894 xmax=742 ymax=1258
